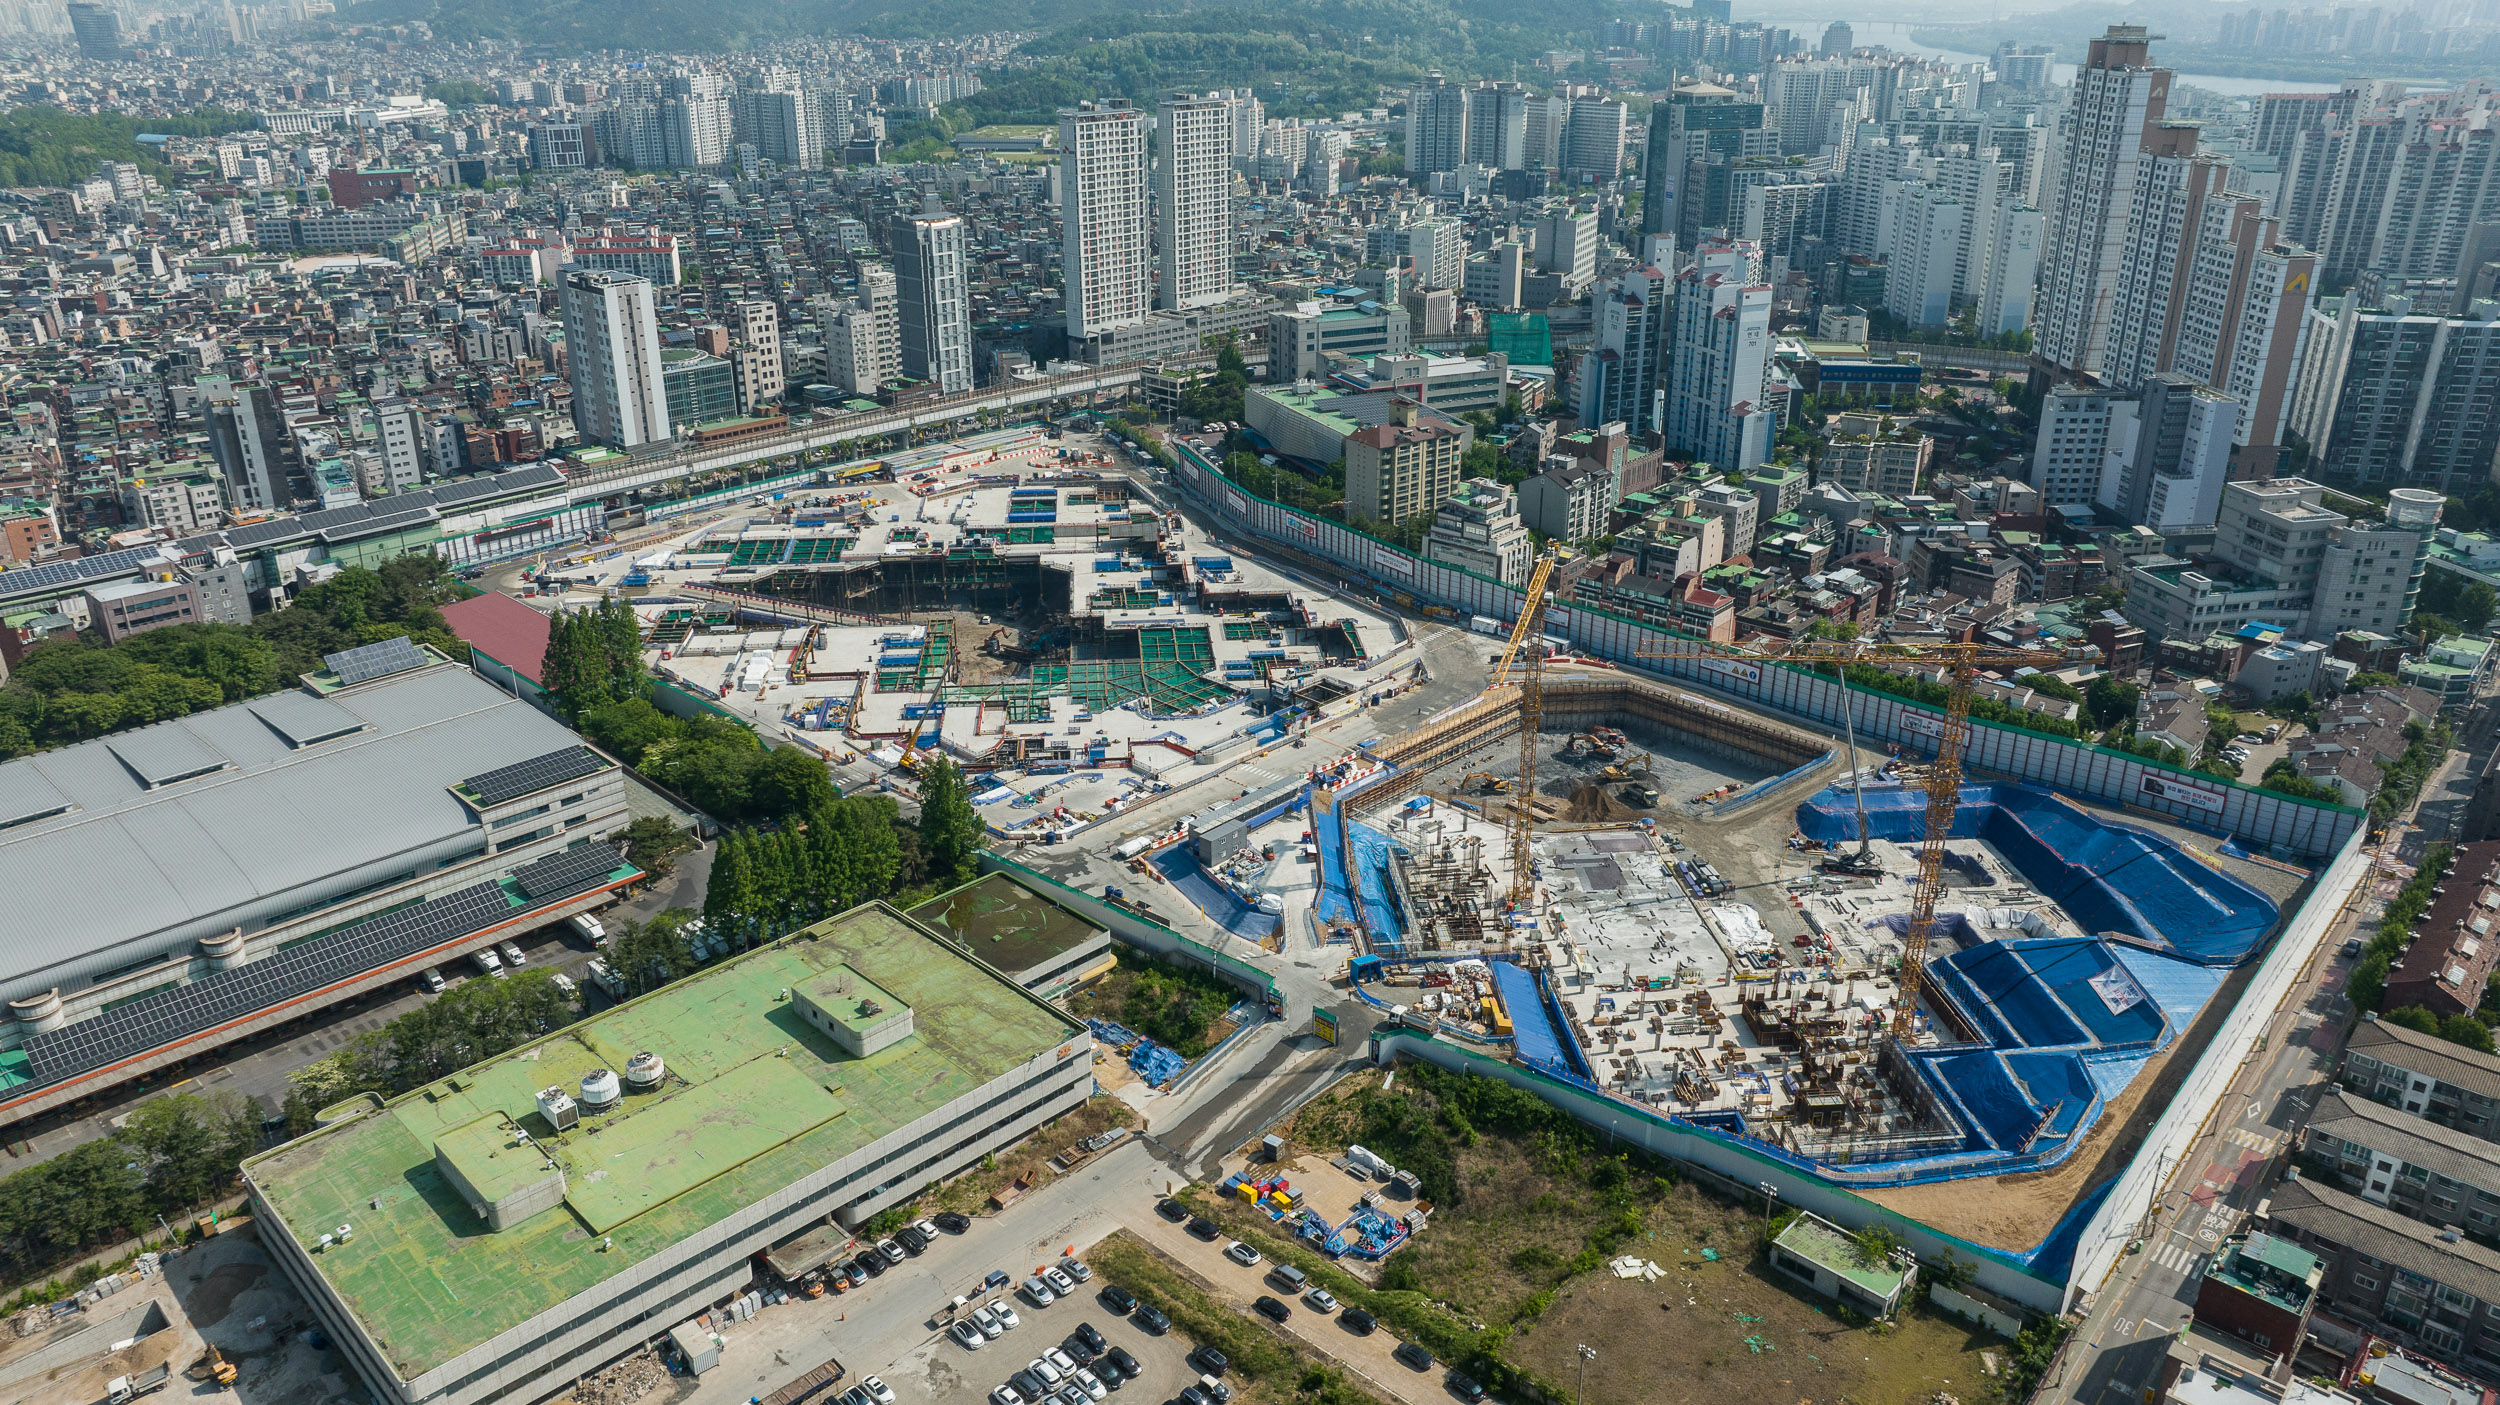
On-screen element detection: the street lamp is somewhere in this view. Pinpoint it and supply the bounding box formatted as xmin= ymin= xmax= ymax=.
xmin=1757 ymin=1180 xmax=1780 ymax=1233
xmin=1576 ymin=1345 xmax=1595 ymax=1405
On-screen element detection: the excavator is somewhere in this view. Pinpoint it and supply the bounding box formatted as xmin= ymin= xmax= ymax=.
xmin=1459 ymin=771 xmax=1509 ymax=794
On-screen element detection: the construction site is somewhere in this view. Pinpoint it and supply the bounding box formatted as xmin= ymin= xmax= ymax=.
xmin=1249 ymin=577 xmax=2314 ymax=1253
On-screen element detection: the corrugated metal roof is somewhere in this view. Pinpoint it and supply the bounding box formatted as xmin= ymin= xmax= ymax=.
xmin=0 ymin=665 xmax=604 ymax=1004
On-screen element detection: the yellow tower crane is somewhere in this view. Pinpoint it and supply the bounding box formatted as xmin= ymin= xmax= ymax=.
xmin=1634 ymin=637 xmax=2092 ymax=1042
xmin=1484 ymin=546 xmax=1561 ymax=914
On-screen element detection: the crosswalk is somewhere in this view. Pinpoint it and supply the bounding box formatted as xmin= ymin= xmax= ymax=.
xmin=2221 ymin=1127 xmax=2281 ymax=1155
xmin=2150 ymin=1241 xmax=2207 ymax=1275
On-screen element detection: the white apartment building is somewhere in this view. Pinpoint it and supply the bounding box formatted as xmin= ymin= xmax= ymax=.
xmin=1060 ymin=101 xmax=1152 ymax=342
xmin=2038 ymin=27 xmax=2173 ymax=379
xmin=1406 ymin=218 xmax=1465 ymax=293
xmin=895 ymin=213 xmax=973 ymax=395
xmin=2029 ymin=386 xmax=2129 ymax=509
xmin=561 ymin=269 xmax=670 ymax=449
xmin=823 ymin=268 xmax=901 ymax=396
xmin=1665 ymin=238 xmax=1775 ymax=472
xmin=730 ymin=300 xmax=784 ymax=412
xmin=1157 ymin=95 xmax=1235 ymax=312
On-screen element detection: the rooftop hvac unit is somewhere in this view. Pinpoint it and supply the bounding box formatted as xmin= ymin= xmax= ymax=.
xmin=536 ymin=1086 xmax=580 ymax=1132
xmin=623 ymin=1050 xmax=667 ymax=1090
xmin=580 ymin=1068 xmax=622 ymax=1112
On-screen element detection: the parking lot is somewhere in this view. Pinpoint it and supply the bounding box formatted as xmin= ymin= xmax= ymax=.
xmin=881 ymin=1279 xmax=1218 ymax=1405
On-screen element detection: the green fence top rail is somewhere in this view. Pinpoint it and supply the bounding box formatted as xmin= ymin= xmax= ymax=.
xmin=1172 ymin=444 xmax=2361 ymax=821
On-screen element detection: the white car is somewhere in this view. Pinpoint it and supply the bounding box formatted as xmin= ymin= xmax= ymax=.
xmin=1042 ymin=1266 xmax=1076 ymax=1297
xmin=1062 ymin=1259 xmax=1092 ymax=1283
xmin=1021 ymin=1277 xmax=1055 ymax=1307
xmin=1027 ymin=1358 xmax=1062 ymax=1387
xmin=1071 ymin=1370 xmax=1107 ymax=1401
xmin=1043 ymin=1348 xmax=1076 ymax=1377
xmin=988 ymin=1388 xmax=1023 ymax=1405
xmin=860 ymin=1377 xmax=896 ymax=1405
xmin=497 ymin=941 xmax=527 ymax=967
xmin=971 ymin=1306 xmax=1004 ymax=1339
xmin=991 ymin=1301 xmax=1020 ymax=1330
xmin=951 ymin=1322 xmax=986 ymax=1351
xmin=914 ymin=1217 xmax=940 ymax=1240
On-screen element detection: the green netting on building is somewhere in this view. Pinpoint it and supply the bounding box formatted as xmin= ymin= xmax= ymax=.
xmin=1003 ymin=526 xmax=1056 ymax=543
xmin=877 ymin=623 xmax=953 ymax=692
xmin=1089 ymin=588 xmax=1163 ymax=610
xmin=944 ymin=658 xmax=1231 ymax=716
xmin=690 ymin=537 xmax=743 ymax=554
xmin=728 ymin=541 xmax=786 ymax=567
xmin=1489 ymin=311 xmax=1552 ymax=366
xmin=1136 ymin=626 xmax=1215 ymax=669
xmin=1224 ymin=621 xmax=1276 ymax=640
xmin=787 ymin=538 xmax=850 ymax=563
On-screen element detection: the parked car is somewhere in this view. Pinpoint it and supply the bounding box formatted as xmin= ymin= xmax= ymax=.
xmin=877 ymin=1238 xmax=906 ymax=1264
xmin=1021 ymin=1277 xmax=1056 ymax=1307
xmin=951 ymin=1321 xmax=986 ymax=1350
xmin=1394 ymin=1343 xmax=1436 ymax=1372
xmin=1185 ymin=1217 xmax=1220 ymax=1240
xmin=1027 ymin=1356 xmax=1062 ymax=1386
xmin=992 ymin=1302 xmax=1021 ymax=1330
xmin=1132 ymin=1304 xmax=1170 ymax=1335
xmin=971 ymin=1306 xmax=1004 ymax=1339
xmin=1072 ymin=1322 xmax=1107 ymax=1354
xmin=859 ymin=1251 xmax=888 ymax=1278
xmin=1043 ymin=1266 xmax=1077 ymax=1296
xmin=1099 ymin=1285 xmax=1138 ymax=1316
xmin=1339 ymin=1309 xmax=1377 ymax=1336
xmin=859 ymin=1377 xmax=895 ymax=1405
xmin=1189 ymin=1347 xmax=1229 ymax=1378
xmin=1070 ymin=1369 xmax=1105 ymax=1401
xmin=895 ymin=1227 xmax=928 ymax=1255
xmin=2343 ymin=937 xmax=2366 ymax=959
xmin=1446 ymin=1371 xmax=1486 ymax=1402
xmin=1063 ymin=1258 xmax=1092 ymax=1282
xmin=1303 ymin=1288 xmax=1337 ymax=1313
xmin=420 ymin=969 xmax=447 ymax=993
xmin=936 ymin=1211 xmax=973 ymax=1233
xmin=1222 ymin=1242 xmax=1261 ymax=1268
xmin=1251 ymin=1295 xmax=1290 ymax=1324
xmin=1103 ymin=1348 xmax=1143 ymax=1382
xmin=987 ymin=1270 xmax=1015 ymax=1291
xmin=913 ymin=1217 xmax=940 ymax=1241
xmin=1155 ymin=1200 xmax=1188 ymax=1223
xmin=1267 ymin=1264 xmax=1306 ymax=1293
xmin=497 ymin=940 xmax=527 ymax=967
xmin=989 ymin=1388 xmax=1023 ymax=1405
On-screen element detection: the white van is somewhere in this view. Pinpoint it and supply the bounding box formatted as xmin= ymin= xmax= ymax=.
xmin=471 ymin=948 xmax=505 ymax=978
xmin=570 ymin=913 xmax=607 ymax=945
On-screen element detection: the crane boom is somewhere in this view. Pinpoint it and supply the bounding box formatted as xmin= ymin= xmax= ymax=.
xmin=1636 ymin=636 xmax=2087 ymax=1043
xmin=1486 ymin=551 xmax=1560 ymax=692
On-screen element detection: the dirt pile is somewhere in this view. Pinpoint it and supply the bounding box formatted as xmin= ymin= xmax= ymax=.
xmin=1566 ymin=783 xmax=1640 ymax=823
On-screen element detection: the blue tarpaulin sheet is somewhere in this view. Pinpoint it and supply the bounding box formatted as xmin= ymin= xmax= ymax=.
xmin=1150 ymin=846 xmax=1280 ymax=940
xmin=1493 ymin=962 xmax=1582 ymax=1076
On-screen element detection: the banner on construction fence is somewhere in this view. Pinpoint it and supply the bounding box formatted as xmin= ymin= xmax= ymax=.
xmin=2139 ymin=771 xmax=2227 ymax=816
xmin=1312 ymin=1009 xmax=1338 ymax=1045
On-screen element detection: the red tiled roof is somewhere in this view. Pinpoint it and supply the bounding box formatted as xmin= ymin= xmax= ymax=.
xmin=440 ymin=590 xmax=552 ymax=683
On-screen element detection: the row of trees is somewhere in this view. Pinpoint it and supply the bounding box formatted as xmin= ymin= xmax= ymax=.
xmin=0 ymin=1091 xmax=259 ymax=1300
xmin=0 ymin=556 xmax=469 ymax=758
xmin=282 ymin=970 xmax=579 ymax=1130
xmin=539 ymin=597 xmax=649 ymax=720
xmin=579 ymin=696 xmax=835 ymax=825
xmin=2342 ymin=846 xmax=2500 ymax=1053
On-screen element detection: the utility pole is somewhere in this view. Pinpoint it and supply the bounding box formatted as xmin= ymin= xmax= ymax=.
xmin=1576 ymin=1344 xmax=1595 ymax=1405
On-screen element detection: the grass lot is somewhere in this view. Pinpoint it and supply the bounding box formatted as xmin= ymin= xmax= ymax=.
xmin=1068 ymin=950 xmax=1243 ymax=1058
xmin=1191 ymin=1061 xmax=2015 ymax=1403
xmin=1090 ymin=1231 xmax=1388 ymax=1405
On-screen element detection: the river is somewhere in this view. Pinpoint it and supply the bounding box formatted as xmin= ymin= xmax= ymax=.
xmin=1846 ymin=21 xmax=2343 ymax=95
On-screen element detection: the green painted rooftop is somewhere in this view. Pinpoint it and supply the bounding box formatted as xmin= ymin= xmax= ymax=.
xmin=1774 ymin=1214 xmax=1911 ymax=1296
xmin=244 ymin=902 xmax=1084 ymax=1383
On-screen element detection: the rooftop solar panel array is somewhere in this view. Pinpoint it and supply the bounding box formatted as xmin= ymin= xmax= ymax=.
xmin=324 ymin=637 xmax=429 ymax=686
xmin=460 ymin=747 xmax=604 ymax=806
xmin=0 ymin=546 xmax=175 ymax=601
xmin=20 ymin=841 xmax=629 ymax=1089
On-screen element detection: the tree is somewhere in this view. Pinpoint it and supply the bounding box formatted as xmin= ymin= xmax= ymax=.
xmin=119 ymin=1092 xmax=255 ymax=1210
xmin=611 ymin=909 xmax=703 ymax=992
xmin=2441 ymin=1013 xmax=2498 ymax=1054
xmin=919 ymin=757 xmax=985 ymax=889
xmin=2413 ymin=611 xmax=2462 ymax=646
xmin=2348 ymin=952 xmax=2391 ymax=1012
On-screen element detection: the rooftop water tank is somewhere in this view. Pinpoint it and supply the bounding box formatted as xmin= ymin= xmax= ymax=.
xmin=623 ymin=1051 xmax=667 ymax=1090
xmin=580 ymin=1068 xmax=621 ymax=1112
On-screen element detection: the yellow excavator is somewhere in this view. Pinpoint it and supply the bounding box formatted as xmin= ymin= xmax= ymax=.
xmin=1459 ymin=772 xmax=1509 ymax=794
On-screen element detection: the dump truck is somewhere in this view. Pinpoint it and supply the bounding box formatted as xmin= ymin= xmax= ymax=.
xmin=107 ymin=1365 xmax=171 ymax=1403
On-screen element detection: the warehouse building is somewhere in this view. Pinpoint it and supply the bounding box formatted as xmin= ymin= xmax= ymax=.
xmin=0 ymin=640 xmax=635 ymax=1132
xmin=244 ymin=902 xmax=1094 ymax=1405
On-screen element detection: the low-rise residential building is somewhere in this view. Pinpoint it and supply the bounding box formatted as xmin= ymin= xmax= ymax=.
xmin=2265 ymin=1177 xmax=2500 ymax=1380
xmin=1342 ymin=399 xmax=1463 ymax=530
xmin=1520 ymin=459 xmax=1614 ymax=544
xmin=2384 ymin=841 xmax=2500 ymax=1020
xmin=2341 ymin=1017 xmax=2500 ymax=1148
xmin=1423 ymin=478 xmax=1533 ymax=586
xmin=1821 ymin=414 xmax=1932 ymax=498
xmin=2307 ymin=1089 xmax=2500 ymax=1241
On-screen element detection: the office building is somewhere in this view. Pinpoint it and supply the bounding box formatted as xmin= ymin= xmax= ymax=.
xmin=2311 ymin=489 xmax=2441 ymax=639
xmin=1465 ymin=82 xmax=1528 ymax=171
xmin=1534 ymin=209 xmax=1601 ymax=295
xmin=563 ymin=269 xmax=670 ymax=449
xmin=1647 ymin=82 xmax=1773 ymax=250
xmin=1157 ymin=94 xmax=1235 ymax=312
xmin=2038 ymin=27 xmax=2174 ymax=380
xmin=2290 ymin=298 xmax=2500 ymax=492
xmin=1060 ymin=102 xmax=1151 ymax=344
xmin=1424 ymin=479 xmax=1535 ymax=586
xmin=526 ymin=123 xmax=589 ymax=171
xmin=1266 ymin=301 xmax=1414 ymax=379
xmin=0 ymin=653 xmax=632 ymax=1138
xmin=373 ymin=400 xmax=427 ymax=493
xmin=1579 ymin=265 xmax=1669 ymax=439
xmin=1463 ymin=243 xmax=1527 ymax=311
xmin=660 ymin=350 xmax=736 ymax=425
xmin=824 ymin=268 xmax=901 ymax=396
xmin=1523 ymin=95 xmax=1571 ymax=171
xmin=64 ymin=0 xmax=120 ymax=59
xmin=1562 ymin=99 xmax=1629 ymax=181
xmin=205 ymin=381 xmax=298 ymax=512
xmin=1343 ymin=398 xmax=1463 ymax=529
xmin=1664 ymin=238 xmax=1775 ymax=472
xmin=1406 ymin=72 xmax=1469 ymax=176
xmin=894 ymin=212 xmax=973 ymax=394
xmin=247 ymin=902 xmax=1091 ymax=1405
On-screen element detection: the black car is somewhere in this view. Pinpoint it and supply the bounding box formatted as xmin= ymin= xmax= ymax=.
xmin=1190 ymin=1346 xmax=1230 ymax=1377
xmin=1185 ymin=1216 xmax=1221 ymax=1241
xmin=1446 ymin=1371 xmax=1486 ymax=1403
xmin=1133 ymin=1304 xmax=1170 ymax=1335
xmin=1099 ymin=1285 xmax=1139 ymax=1316
xmin=1064 ymin=1336 xmax=1097 ymax=1365
xmin=1339 ymin=1309 xmax=1377 ymax=1336
xmin=1013 ymin=1370 xmax=1050 ymax=1400
xmin=1179 ymin=1388 xmax=1214 ymax=1405
xmin=1252 ymin=1296 xmax=1290 ymax=1324
xmin=895 ymin=1227 xmax=928 ymax=1255
xmin=858 ymin=1252 xmax=888 ymax=1278
xmin=1155 ymin=1199 xmax=1189 ymax=1223
xmin=1073 ymin=1322 xmax=1108 ymax=1354
xmin=935 ymin=1211 xmax=973 ymax=1233
xmin=1104 ymin=1347 xmax=1143 ymax=1382
xmin=1394 ymin=1342 xmax=1436 ymax=1372
xmin=2342 ymin=937 xmax=2366 ymax=959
